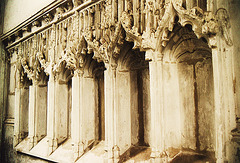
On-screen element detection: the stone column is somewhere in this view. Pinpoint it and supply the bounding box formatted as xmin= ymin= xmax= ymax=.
xmin=104 ymin=60 xmax=120 ymax=163
xmin=47 ymin=73 xmax=68 ymax=155
xmin=0 ymin=43 xmax=7 ymax=155
xmin=47 ymin=74 xmax=58 ymax=155
xmin=14 ymin=86 xmax=21 ymax=147
xmin=72 ymin=71 xmax=83 ymax=160
xmin=148 ymin=51 xmax=166 ymax=162
xmin=28 ymin=80 xmax=47 ymax=150
xmin=212 ymin=44 xmax=236 ymax=163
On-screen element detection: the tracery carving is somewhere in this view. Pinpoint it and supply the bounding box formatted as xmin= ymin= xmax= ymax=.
xmin=120 ymin=0 xmax=232 ymax=61
xmin=3 ymin=0 xmax=233 ymax=81
xmin=15 ymin=42 xmax=42 ymax=84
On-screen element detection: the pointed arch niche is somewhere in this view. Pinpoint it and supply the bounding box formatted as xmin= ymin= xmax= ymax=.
xmin=14 ymin=69 xmax=31 ymax=147
xmin=158 ymin=25 xmax=215 ymax=161
xmin=71 ymin=54 xmax=105 ymax=161
xmin=104 ymin=42 xmax=151 ymax=162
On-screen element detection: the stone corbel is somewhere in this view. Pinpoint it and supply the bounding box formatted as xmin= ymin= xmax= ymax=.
xmin=36 ymin=51 xmax=50 ymax=73
xmin=32 ymin=20 xmax=41 ymax=27
xmin=108 ymin=22 xmax=125 ymax=58
xmin=120 ymin=11 xmax=142 ymax=50
xmin=22 ymin=25 xmax=31 ymax=33
xmin=21 ymin=57 xmax=35 ymax=81
xmin=56 ymin=6 xmax=66 ymax=20
xmin=173 ymin=1 xmax=203 ymax=38
xmin=66 ymin=0 xmax=73 ymax=11
xmin=43 ymin=13 xmax=54 ymax=24
xmin=15 ymin=30 xmax=23 ymax=38
xmin=84 ymin=31 xmax=109 ymax=63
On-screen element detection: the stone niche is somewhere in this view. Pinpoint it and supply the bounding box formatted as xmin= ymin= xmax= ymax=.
xmin=14 ymin=72 xmax=31 ymax=146
xmin=162 ymin=25 xmax=215 ymax=160
xmin=28 ymin=70 xmax=48 ymax=149
xmin=107 ymin=42 xmax=150 ymax=159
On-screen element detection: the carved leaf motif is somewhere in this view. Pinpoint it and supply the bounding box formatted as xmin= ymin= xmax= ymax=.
xmin=202 ymin=12 xmax=218 ymax=35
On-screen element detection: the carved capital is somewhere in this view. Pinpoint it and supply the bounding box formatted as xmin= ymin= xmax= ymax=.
xmin=73 ymin=68 xmax=84 ymax=77
xmin=202 ymin=11 xmax=218 ymax=36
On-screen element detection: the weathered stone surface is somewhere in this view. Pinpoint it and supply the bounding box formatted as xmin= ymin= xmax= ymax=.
xmin=1 ymin=0 xmax=240 ymax=162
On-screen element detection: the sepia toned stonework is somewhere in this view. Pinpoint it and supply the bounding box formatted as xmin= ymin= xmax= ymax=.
xmin=0 ymin=0 xmax=240 ymax=162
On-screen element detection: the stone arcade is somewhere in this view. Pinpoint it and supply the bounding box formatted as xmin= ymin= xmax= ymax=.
xmin=0 ymin=0 xmax=240 ymax=162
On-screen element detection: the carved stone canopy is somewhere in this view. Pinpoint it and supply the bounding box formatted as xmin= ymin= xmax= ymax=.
xmin=1 ymin=0 xmax=233 ymax=80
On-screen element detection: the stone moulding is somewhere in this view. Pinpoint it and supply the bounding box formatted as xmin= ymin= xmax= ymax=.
xmin=1 ymin=0 xmax=236 ymax=162
xmin=1 ymin=0 xmax=100 ymax=48
xmin=2 ymin=0 xmax=233 ymax=64
xmin=0 ymin=0 xmax=69 ymax=41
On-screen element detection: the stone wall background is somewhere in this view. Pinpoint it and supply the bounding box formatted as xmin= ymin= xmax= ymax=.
xmin=3 ymin=0 xmax=54 ymax=33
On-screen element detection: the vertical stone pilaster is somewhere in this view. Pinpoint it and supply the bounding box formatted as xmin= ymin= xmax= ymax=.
xmin=0 ymin=42 xmax=7 ymax=158
xmin=47 ymin=74 xmax=58 ymax=155
xmin=14 ymin=87 xmax=21 ymax=147
xmin=28 ymin=84 xmax=37 ymax=150
xmin=212 ymin=45 xmax=228 ymax=163
xmin=148 ymin=51 xmax=166 ymax=162
xmin=104 ymin=61 xmax=119 ymax=163
xmin=72 ymin=72 xmax=83 ymax=160
xmin=14 ymin=68 xmax=23 ymax=147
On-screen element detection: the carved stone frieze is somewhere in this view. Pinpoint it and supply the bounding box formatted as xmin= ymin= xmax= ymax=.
xmin=72 ymin=0 xmax=83 ymax=8
xmin=3 ymin=0 xmax=233 ymax=81
xmin=43 ymin=13 xmax=54 ymax=24
xmin=120 ymin=0 xmax=232 ymax=61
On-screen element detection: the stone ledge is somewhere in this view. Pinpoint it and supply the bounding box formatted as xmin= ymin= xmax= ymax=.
xmin=15 ymin=137 xmax=104 ymax=163
xmin=15 ymin=137 xmax=58 ymax=163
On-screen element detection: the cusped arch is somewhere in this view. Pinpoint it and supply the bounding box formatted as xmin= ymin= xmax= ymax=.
xmin=56 ymin=61 xmax=73 ymax=83
xmin=83 ymin=54 xmax=104 ymax=78
xmin=117 ymin=42 xmax=145 ymax=71
xmin=163 ymin=25 xmax=211 ymax=63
